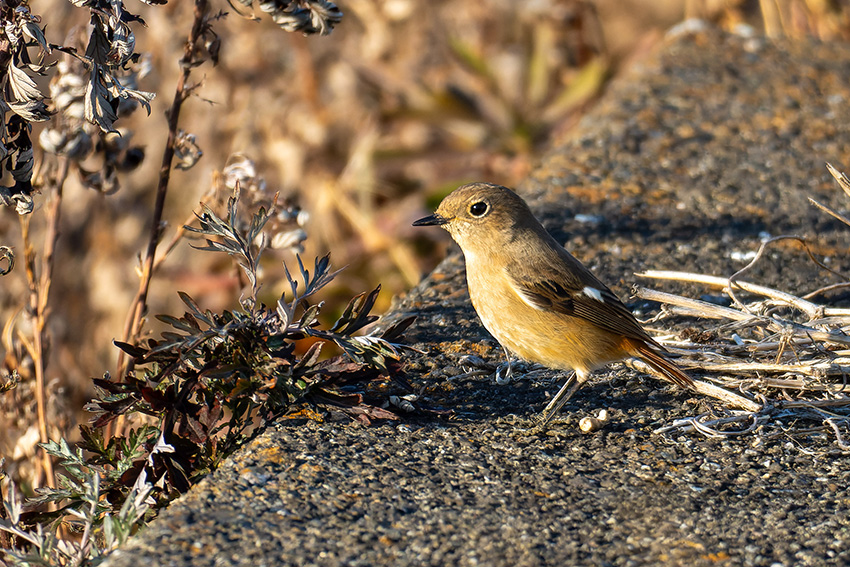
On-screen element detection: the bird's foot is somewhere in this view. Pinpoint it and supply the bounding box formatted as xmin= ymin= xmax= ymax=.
xmin=494 ymin=359 xmax=513 ymax=385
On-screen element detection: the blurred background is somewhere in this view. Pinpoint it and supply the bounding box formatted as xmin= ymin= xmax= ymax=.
xmin=1 ymin=0 xmax=849 ymax=487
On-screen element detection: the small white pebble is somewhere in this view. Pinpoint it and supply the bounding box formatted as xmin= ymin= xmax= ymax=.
xmin=666 ymin=19 xmax=709 ymax=40
xmin=732 ymin=23 xmax=757 ymax=38
xmin=389 ymin=394 xmax=417 ymax=412
xmin=743 ymin=37 xmax=764 ymax=53
xmin=574 ymin=214 xmax=603 ymax=224
xmin=579 ymin=409 xmax=609 ymax=433
xmin=730 ymin=250 xmax=757 ymax=262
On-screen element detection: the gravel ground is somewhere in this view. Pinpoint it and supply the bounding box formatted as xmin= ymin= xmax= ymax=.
xmin=105 ymin=25 xmax=850 ymax=567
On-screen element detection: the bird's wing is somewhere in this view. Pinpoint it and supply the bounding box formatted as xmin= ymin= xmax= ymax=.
xmin=505 ymin=255 xmax=658 ymax=346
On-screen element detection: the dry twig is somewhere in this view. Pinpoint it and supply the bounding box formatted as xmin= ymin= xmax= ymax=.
xmin=116 ymin=0 xmax=213 ymax=410
xmin=16 ymin=158 xmax=70 ymax=489
xmin=632 ymin=164 xmax=850 ymax=448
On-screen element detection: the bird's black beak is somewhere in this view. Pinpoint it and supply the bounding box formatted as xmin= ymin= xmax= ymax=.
xmin=413 ymin=213 xmax=450 ymax=227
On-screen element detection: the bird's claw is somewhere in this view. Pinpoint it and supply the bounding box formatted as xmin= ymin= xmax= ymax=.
xmin=494 ymin=360 xmax=513 ymax=385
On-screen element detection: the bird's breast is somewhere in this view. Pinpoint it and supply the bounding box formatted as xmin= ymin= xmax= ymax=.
xmin=464 ymin=257 xmax=626 ymax=373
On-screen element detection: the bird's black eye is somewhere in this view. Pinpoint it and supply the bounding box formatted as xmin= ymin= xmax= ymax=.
xmin=469 ymin=201 xmax=488 ymax=217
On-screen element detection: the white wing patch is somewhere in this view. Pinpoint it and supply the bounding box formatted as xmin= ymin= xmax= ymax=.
xmin=582 ymin=286 xmax=605 ymax=303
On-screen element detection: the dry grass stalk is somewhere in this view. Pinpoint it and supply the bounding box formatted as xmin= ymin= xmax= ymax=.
xmin=15 ymin=158 xmax=70 ymax=490
xmin=115 ymin=0 xmax=215 ymax=430
xmin=630 ymin=165 xmax=850 ymax=447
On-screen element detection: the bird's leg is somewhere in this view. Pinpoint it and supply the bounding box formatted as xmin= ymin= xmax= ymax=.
xmin=539 ymin=371 xmax=584 ymax=427
xmin=494 ymin=346 xmax=514 ymax=385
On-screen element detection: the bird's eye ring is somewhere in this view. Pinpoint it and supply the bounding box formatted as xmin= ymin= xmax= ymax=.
xmin=469 ymin=201 xmax=489 ymax=217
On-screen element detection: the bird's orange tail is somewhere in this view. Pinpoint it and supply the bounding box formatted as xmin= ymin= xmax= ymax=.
xmin=626 ymin=339 xmax=694 ymax=391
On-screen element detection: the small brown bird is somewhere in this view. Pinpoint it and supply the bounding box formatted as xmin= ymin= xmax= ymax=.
xmin=413 ymin=183 xmax=694 ymax=426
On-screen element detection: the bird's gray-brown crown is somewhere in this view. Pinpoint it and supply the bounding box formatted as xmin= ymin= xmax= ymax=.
xmin=413 ymin=182 xmax=539 ymax=245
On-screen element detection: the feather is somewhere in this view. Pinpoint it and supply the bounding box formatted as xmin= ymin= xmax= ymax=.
xmin=626 ymin=338 xmax=694 ymax=390
xmin=507 ymin=269 xmax=659 ymax=349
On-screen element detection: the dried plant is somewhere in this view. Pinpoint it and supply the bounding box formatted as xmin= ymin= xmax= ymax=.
xmin=0 ymin=1 xmax=49 ymax=215
xmin=116 ymin=0 xmax=224 ymax=385
xmin=94 ymin=191 xmax=411 ymax=501
xmin=230 ymin=0 xmax=343 ymax=35
xmin=0 ymin=1 xmax=407 ymax=565
xmin=0 ymin=441 xmax=153 ymax=567
xmin=0 ymin=0 xmax=155 ymax=212
xmin=0 ymin=189 xmax=413 ymax=565
xmin=0 ymin=0 xmax=163 ymax=501
xmin=630 ymin=164 xmax=850 ymax=450
xmin=216 ymin=154 xmax=310 ymax=254
xmin=0 ymin=247 xmax=13 ymax=277
xmin=2 ymin=141 xmax=415 ymax=565
xmin=39 ymin=49 xmax=150 ymax=194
